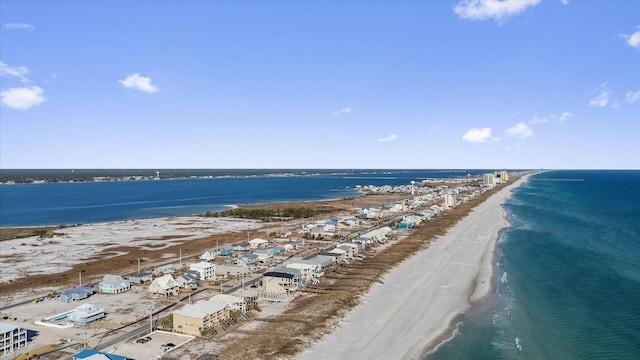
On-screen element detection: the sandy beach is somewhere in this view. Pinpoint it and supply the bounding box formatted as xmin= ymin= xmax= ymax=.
xmin=297 ymin=176 xmax=528 ymax=360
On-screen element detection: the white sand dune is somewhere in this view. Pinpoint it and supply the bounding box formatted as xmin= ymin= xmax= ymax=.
xmin=0 ymin=216 xmax=262 ymax=284
xmin=298 ymin=176 xmax=528 ymax=360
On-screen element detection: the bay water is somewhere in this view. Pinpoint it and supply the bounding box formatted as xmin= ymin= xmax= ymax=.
xmin=0 ymin=169 xmax=475 ymax=227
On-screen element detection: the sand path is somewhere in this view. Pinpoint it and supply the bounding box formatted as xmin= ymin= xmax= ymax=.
xmin=298 ymin=176 xmax=527 ymax=360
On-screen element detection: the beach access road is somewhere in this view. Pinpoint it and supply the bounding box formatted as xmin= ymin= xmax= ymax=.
xmin=297 ymin=177 xmax=527 ymax=360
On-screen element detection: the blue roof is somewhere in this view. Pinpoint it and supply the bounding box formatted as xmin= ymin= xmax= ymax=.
xmin=73 ymin=349 xmax=135 ymax=360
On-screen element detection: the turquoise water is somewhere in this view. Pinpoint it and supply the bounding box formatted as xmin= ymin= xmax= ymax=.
xmin=52 ymin=315 xmax=68 ymax=323
xmin=427 ymin=170 xmax=640 ymax=359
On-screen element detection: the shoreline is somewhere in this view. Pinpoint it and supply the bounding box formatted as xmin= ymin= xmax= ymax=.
xmin=297 ymin=175 xmax=529 ymax=360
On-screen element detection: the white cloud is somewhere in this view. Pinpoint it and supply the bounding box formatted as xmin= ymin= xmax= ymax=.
xmin=453 ymin=0 xmax=541 ymax=22
xmin=462 ymin=127 xmax=493 ymax=143
xmin=529 ymin=116 xmax=549 ymax=125
xmin=333 ymin=107 xmax=352 ymax=116
xmin=119 ymin=73 xmax=158 ymax=93
xmin=552 ymin=111 xmax=573 ymax=122
xmin=1 ymin=86 xmax=47 ymax=110
xmin=589 ymin=83 xmax=610 ymax=107
xmin=0 ymin=61 xmax=30 ymax=83
xmin=589 ymin=92 xmax=609 ymax=107
xmin=506 ymin=122 xmax=533 ymax=138
xmin=377 ymin=134 xmax=397 ymax=142
xmin=621 ymin=30 xmax=640 ymax=48
xmin=4 ymin=23 xmax=35 ymax=31
xmin=560 ymin=0 xmax=569 ymax=4
xmin=626 ymin=91 xmax=640 ymax=104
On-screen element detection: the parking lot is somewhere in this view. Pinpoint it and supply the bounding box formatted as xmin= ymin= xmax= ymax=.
xmin=113 ymin=330 xmax=194 ymax=359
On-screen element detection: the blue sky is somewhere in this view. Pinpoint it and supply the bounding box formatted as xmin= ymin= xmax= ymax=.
xmin=1 ymin=0 xmax=638 ymax=169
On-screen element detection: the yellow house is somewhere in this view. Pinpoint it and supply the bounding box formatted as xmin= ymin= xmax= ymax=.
xmin=173 ymin=300 xmax=230 ymax=336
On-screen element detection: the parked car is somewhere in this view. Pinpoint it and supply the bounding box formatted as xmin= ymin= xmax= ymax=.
xmin=136 ymin=336 xmax=151 ymax=344
xmin=161 ymin=342 xmax=176 ymax=350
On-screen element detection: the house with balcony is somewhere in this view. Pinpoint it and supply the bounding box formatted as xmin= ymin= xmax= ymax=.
xmin=173 ymin=300 xmax=230 ymax=337
xmin=0 ymin=323 xmax=27 ymax=357
xmin=209 ymin=294 xmax=246 ymax=313
xmin=262 ymin=268 xmax=303 ymax=299
xmin=177 ymin=270 xmax=201 ymax=288
xmin=149 ymin=274 xmax=179 ymax=297
xmin=190 ymin=262 xmax=216 ymax=281
xmin=199 ymin=251 xmax=216 ymax=262
xmin=248 ymin=238 xmax=268 ymax=249
xmin=236 ymin=253 xmax=259 ymax=267
xmin=67 ymin=303 xmax=106 ymax=326
xmin=99 ymin=274 xmax=131 ymax=294
xmin=218 ymin=245 xmax=234 ymax=256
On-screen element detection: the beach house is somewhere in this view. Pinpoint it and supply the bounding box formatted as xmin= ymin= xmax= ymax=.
xmin=262 ymin=268 xmax=303 ymax=299
xmin=253 ymin=249 xmax=273 ymax=261
xmin=199 ymin=251 xmax=216 ymax=262
xmin=72 ymin=349 xmax=135 ymax=360
xmin=236 ymin=253 xmax=259 ymax=267
xmin=149 ymin=274 xmax=179 ymax=297
xmin=173 ymin=300 xmax=230 ymax=336
xmin=218 ymin=245 xmax=234 ymax=256
xmin=209 ymin=294 xmax=246 ymax=313
xmin=129 ymin=271 xmax=153 ymax=284
xmin=98 ymin=275 xmax=131 ymax=294
xmin=0 ymin=323 xmax=27 ymax=356
xmin=248 ymin=238 xmax=268 ymax=249
xmin=231 ymin=288 xmax=259 ymax=310
xmin=60 ymin=286 xmax=93 ymax=303
xmin=189 ymin=262 xmax=216 ymax=281
xmin=67 ymin=303 xmax=106 ymax=326
xmin=176 ymin=270 xmax=201 ymax=288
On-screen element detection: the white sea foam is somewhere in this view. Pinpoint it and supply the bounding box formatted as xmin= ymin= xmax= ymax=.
xmin=424 ymin=321 xmax=463 ymax=355
xmin=501 ymin=271 xmax=508 ymax=284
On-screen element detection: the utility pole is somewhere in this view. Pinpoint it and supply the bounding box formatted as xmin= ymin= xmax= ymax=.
xmin=148 ymin=305 xmax=153 ymax=334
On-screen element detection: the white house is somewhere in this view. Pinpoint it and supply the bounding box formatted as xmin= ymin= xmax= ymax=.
xmin=149 ymin=274 xmax=179 ymax=297
xmin=248 ymin=238 xmax=268 ymax=249
xmin=359 ymin=226 xmax=394 ymax=244
xmin=209 ymin=294 xmax=246 ymax=313
xmin=253 ymin=249 xmax=273 ymax=260
xmin=0 ymin=323 xmax=27 ymax=356
xmin=190 ymin=262 xmax=216 ymax=281
xmin=67 ymin=303 xmax=106 ymax=326
xmin=327 ymin=247 xmax=348 ymax=261
xmin=336 ymin=242 xmax=359 ymax=256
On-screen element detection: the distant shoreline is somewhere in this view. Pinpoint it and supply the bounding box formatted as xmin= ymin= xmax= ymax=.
xmin=0 ymin=168 xmax=519 ymax=185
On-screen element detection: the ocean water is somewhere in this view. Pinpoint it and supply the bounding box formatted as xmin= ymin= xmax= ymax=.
xmin=427 ymin=170 xmax=640 ymax=359
xmin=0 ymin=169 xmax=483 ymax=227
